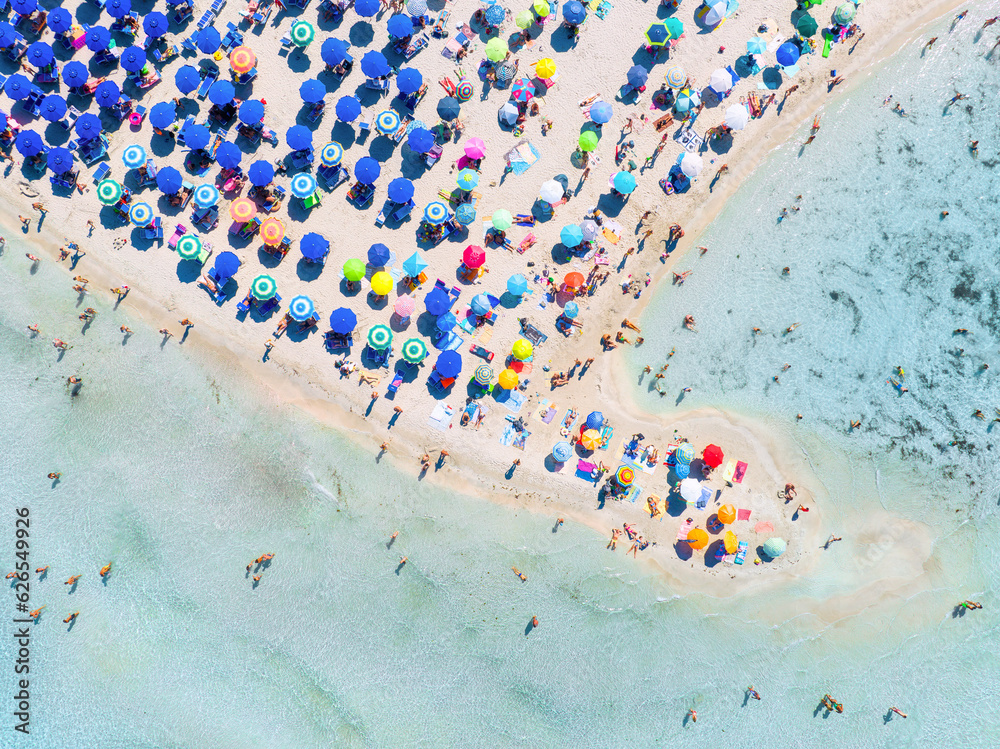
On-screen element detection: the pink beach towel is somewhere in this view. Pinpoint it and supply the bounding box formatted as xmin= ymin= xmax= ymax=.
xmin=676 ymin=518 xmax=694 ymax=541
xmin=754 ymin=521 xmax=774 ymax=534
xmin=733 ymin=461 xmax=748 ymax=483
xmin=737 ymin=509 xmax=751 ymax=521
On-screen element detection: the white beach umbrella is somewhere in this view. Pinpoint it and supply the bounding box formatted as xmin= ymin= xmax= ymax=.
xmin=709 ymin=68 xmax=735 ymax=94
xmin=704 ymin=0 xmax=728 ymax=26
xmin=680 ymin=152 xmax=703 ymax=177
xmin=679 ymin=478 xmax=702 ymax=503
xmin=724 ymin=103 xmax=750 ymax=130
xmin=539 ymin=179 xmax=563 ymax=204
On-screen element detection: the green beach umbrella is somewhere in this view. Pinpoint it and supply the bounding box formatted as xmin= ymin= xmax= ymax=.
xmin=796 ymin=14 xmax=818 ymax=37
xmin=515 ymin=10 xmax=534 ymax=29
xmin=833 ymin=3 xmax=855 ymax=25
xmin=474 ymin=364 xmax=493 ymax=385
xmin=401 ymin=337 xmax=428 ymax=363
xmin=485 ymin=37 xmax=508 ymax=62
xmin=665 ymin=17 xmax=684 ymax=39
xmin=251 ymin=274 xmax=277 ymax=300
xmin=97 ymin=179 xmax=123 ymax=205
xmin=290 ymin=20 xmax=315 ymax=47
xmin=491 ymin=209 xmax=513 ymax=231
xmin=578 ymin=131 xmax=599 ymax=152
xmin=175 ymin=234 xmax=203 ymax=260
xmin=343 ymin=258 xmax=366 ymax=282
xmin=367 ymin=324 xmax=393 ymax=350
xmin=762 ymin=538 xmax=787 ymax=558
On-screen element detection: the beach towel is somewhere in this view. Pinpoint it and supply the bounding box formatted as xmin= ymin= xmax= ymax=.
xmin=428 ymin=403 xmax=454 ymax=431
xmin=599 ymin=425 xmax=613 ymax=449
xmin=754 ymin=521 xmax=774 ymax=534
xmin=499 ymin=423 xmax=517 ymax=446
xmin=676 ymin=518 xmax=694 ymax=541
xmin=498 ymin=389 xmax=526 ymax=413
xmin=733 ymin=461 xmax=747 ymax=483
xmin=695 ymin=488 xmax=710 ymax=510
xmin=478 ymin=326 xmax=494 ymax=344
xmin=734 ymin=541 xmax=748 ymax=565
xmin=722 ymin=460 xmax=736 ymax=483
xmin=575 ymin=459 xmax=598 ymax=482
xmin=560 ymin=409 xmax=578 ymax=433
xmin=646 ymin=494 xmax=663 ymax=519
xmin=532 ymin=398 xmax=553 ymax=424
xmin=737 ymin=508 xmax=752 ymax=522
xmin=461 ymin=402 xmax=479 ymax=426
xmin=512 ymin=429 xmax=530 ymax=450
xmin=624 ymin=483 xmax=642 ymax=503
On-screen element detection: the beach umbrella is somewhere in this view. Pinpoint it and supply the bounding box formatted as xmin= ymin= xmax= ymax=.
xmin=229 ymin=198 xmax=256 ymax=223
xmin=320 ymin=142 xmax=344 ymax=167
xmin=209 ymin=80 xmax=236 ymax=107
xmin=578 ymin=131 xmax=599 ymax=152
xmin=216 ymin=142 xmax=242 ymax=170
xmin=355 ymin=157 xmax=381 ymax=184
xmin=4 ymin=74 xmax=32 ymax=100
xmin=515 ymin=10 xmax=535 ymax=29
xmin=539 ymin=180 xmax=563 ymax=204
xmin=564 ymin=271 xmax=585 ymax=288
xmin=196 ymin=27 xmax=221 ymax=54
xmin=251 ymin=274 xmax=278 ymax=301
xmin=704 ymin=0 xmax=728 ymax=25
xmin=613 ymin=171 xmax=637 ymax=194
xmin=590 ymin=101 xmax=613 ymax=124
xmin=335 ymin=95 xmax=362 ymax=122
xmin=498 ymin=102 xmax=519 ymax=127
xmin=193 ymin=184 xmax=220 ymax=208
xmin=463 ymin=245 xmax=486 ymax=269
xmin=156 ymin=166 xmax=182 ymax=193
xmin=120 ymin=46 xmax=147 ymax=73
xmin=361 ymin=50 xmax=390 ymax=78
xmin=437 ymin=97 xmax=461 ymax=121
xmin=763 ymin=538 xmax=787 ymax=558
xmin=560 ymin=225 xmax=584 ymax=247
xmin=402 ymin=337 xmax=428 ymax=363
xmin=260 ymin=217 xmax=285 ymax=247
xmin=512 ymin=338 xmax=533 ymax=360
xmin=229 ymin=47 xmax=256 ymax=76
xmin=75 ymin=113 xmax=103 ymax=141
xmin=563 ymin=1 xmax=586 ymax=24
xmin=367 ymin=324 xmax=393 ymax=350
xmin=0 ymin=23 xmax=14 ymax=49
xmin=290 ymin=173 xmax=318 ymax=199
xmin=580 ymin=219 xmax=599 ymax=241
xmin=456 ymin=204 xmax=477 ymax=225
xmin=330 ymin=307 xmax=358 ymax=334
xmin=776 ymin=41 xmax=801 ymax=67
xmin=387 ymin=14 xmax=414 ymax=38
xmin=343 ymin=258 xmax=366 ymax=282
xmin=456 ymin=169 xmax=479 ymax=191
xmin=512 ymin=77 xmax=535 ymax=103
xmin=214 ymin=252 xmax=240 ymax=279
xmin=285 ymin=125 xmax=312 ymax=152
xmin=675 ymin=462 xmax=690 ymax=479
xmin=424 ymin=201 xmax=449 ymax=225
xmin=686 ymin=528 xmax=709 ymax=550
xmin=26 ymin=41 xmax=53 ymax=68
xmin=485 ymin=37 xmax=508 ymax=62
xmin=397 ymin=68 xmax=423 ymax=95
xmin=371 ymin=271 xmax=393 ymax=296
xmin=39 ymin=94 xmax=68 ymax=122
xmin=675 ymin=88 xmax=701 ymax=113
xmin=402 ymin=251 xmax=427 ymax=277
xmin=498 ymin=368 xmax=519 ymax=390
xmin=724 ymin=103 xmax=750 ymax=131
xmin=143 ymin=11 xmax=170 ymax=37
xmin=627 ymin=65 xmax=649 ymax=89
xmin=507 ymin=274 xmax=528 ymax=296
xmin=580 ymin=428 xmax=601 ymax=450
xmin=680 ymin=152 xmax=703 ymax=177
xmin=534 ymin=0 xmax=550 ymax=15
xmin=665 ymin=66 xmax=686 ymax=88
xmin=176 ymin=234 xmax=204 ymax=260
xmin=484 ymin=3 xmax=505 ymax=25
xmin=236 ymin=100 xmax=264 ymax=126
xmin=49 ymin=8 xmax=73 ymax=34
xmin=616 ymin=465 xmax=634 ymax=486
xmin=552 ymin=441 xmax=573 ymax=462
xmin=406 ymin=0 xmax=427 ymax=15
xmin=355 ymin=0 xmax=379 ymax=16
xmin=676 ymin=442 xmax=695 ymax=464
xmin=62 ymin=61 xmax=89 ymax=89
xmin=122 ymin=144 xmax=147 ymax=169
xmin=645 ymin=22 xmax=669 ymax=46
xmin=150 ymin=102 xmax=176 ymax=130
xmin=834 ymin=2 xmax=856 ymax=25
xmin=106 ymin=0 xmax=131 ymax=18
xmin=747 ymin=37 xmax=767 ymax=55
xmin=718 ymin=504 xmax=736 ymax=524
xmin=388 ymin=177 xmax=414 ymax=203
xmin=129 ymin=202 xmax=154 ymax=227
xmin=85 ymin=26 xmax=111 ymax=51
xmin=796 ymin=14 xmax=818 ymax=37
xmin=710 ymin=68 xmax=735 ymax=94
xmin=300 ymin=232 xmax=328 ymax=260
xmin=46 ymin=148 xmax=74 ymax=174
xmin=248 ymin=160 xmax=274 ymax=186
xmin=456 ymin=80 xmax=472 ymax=101
xmin=175 ymin=66 xmax=201 ymax=94
xmin=435 ymin=351 xmax=462 ymax=378
xmin=491 ymin=210 xmax=512 ymax=231
xmin=464 ymin=138 xmax=486 ymax=160
xmin=535 ymin=58 xmax=557 ymax=80
xmin=470 ymin=293 xmax=491 ymax=316
xmin=563 ymin=300 xmax=579 ymax=319
xmin=476 ymin=364 xmax=495 ymax=386
xmin=368 ymin=243 xmax=391 ymax=266
xmin=184 ymin=124 xmax=211 ymax=150
xmin=288 ymin=295 xmax=316 ymax=322
xmin=679 ymin=478 xmax=701 ymax=503
xmin=11 ymin=0 xmax=35 ymax=13
xmin=703 ymin=444 xmax=725 ymax=468
xmin=321 ymin=38 xmax=350 ymax=67
xmin=394 ymin=295 xmax=416 ymax=318
xmin=376 ymin=110 xmax=402 ymax=135
xmin=495 ymin=61 xmax=517 ymax=85
xmin=723 ymin=530 xmax=738 ymax=555
xmin=299 ymin=79 xmax=325 ymax=104
xmin=96 ymin=178 xmax=123 ymax=205
xmin=585 ymin=411 xmax=604 ymax=430
xmin=0 ymin=113 xmax=6 ymax=132
xmin=436 ymin=312 xmax=457 ymax=331
xmin=424 ymin=288 xmax=450 ymax=315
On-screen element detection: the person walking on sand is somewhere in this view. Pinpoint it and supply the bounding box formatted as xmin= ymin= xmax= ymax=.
xmin=824 ymin=535 xmax=842 ymax=549
xmin=31 ymin=202 xmax=47 ymax=214
xmin=159 ymin=328 xmax=173 ymax=339
xmin=179 ymin=318 xmax=194 ymax=328
xmin=608 ymin=528 xmax=621 ymax=550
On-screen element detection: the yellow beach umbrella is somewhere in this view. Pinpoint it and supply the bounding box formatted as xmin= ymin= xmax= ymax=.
xmin=229 ymin=198 xmax=256 ymax=223
xmin=512 ymin=338 xmax=533 ymax=360
xmin=724 ymin=530 xmax=738 ymax=555
xmin=260 ymin=217 xmax=285 ymax=246
xmin=533 ymin=0 xmax=550 ymax=17
xmin=535 ymin=58 xmax=556 ymax=79
xmin=580 ymin=428 xmax=601 ymax=450
xmin=718 ymin=504 xmax=736 ymax=524
xmin=498 ymin=368 xmax=519 ymax=390
xmin=229 ymin=46 xmax=256 ymax=74
xmin=686 ymin=528 xmax=709 ymax=550
xmin=370 ymin=271 xmax=393 ymax=296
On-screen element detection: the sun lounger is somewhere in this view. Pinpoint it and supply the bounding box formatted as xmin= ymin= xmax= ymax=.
xmin=92 ymin=162 xmax=111 ymax=183
xmin=676 ymin=518 xmax=694 ymax=541
xmin=404 ymin=33 xmax=428 ymax=58
xmin=324 ymin=331 xmax=353 ymax=351
xmin=196 ymin=67 xmax=217 ymax=99
xmin=387 ymin=370 xmax=404 ymax=396
xmin=167 ymin=224 xmax=188 ymax=249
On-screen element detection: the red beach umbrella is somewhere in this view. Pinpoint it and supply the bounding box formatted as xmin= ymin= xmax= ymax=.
xmin=564 ymin=271 xmax=585 ymax=288
xmin=703 ymin=444 xmax=724 ymax=468
xmin=463 ymin=244 xmax=486 ymax=268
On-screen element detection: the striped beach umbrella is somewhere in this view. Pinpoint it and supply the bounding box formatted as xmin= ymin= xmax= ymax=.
xmin=424 ymin=201 xmax=449 ymax=225
xmin=290 ymin=172 xmax=318 ymax=199
xmin=343 ymin=258 xmax=365 ymax=282
xmin=491 ymin=209 xmax=513 ymax=231
xmin=512 ymin=78 xmax=535 ymax=103
xmin=616 ymin=465 xmax=634 ymax=486
xmin=455 ymin=79 xmax=474 ymax=102
xmin=474 ymin=364 xmax=493 ymax=386
xmin=675 ymin=442 xmax=695 ymax=464
xmin=580 ymin=429 xmax=601 ymax=450
xmin=260 ymin=217 xmax=285 ymax=247
xmin=129 ymin=202 xmax=154 ymax=226
xmin=176 ymin=234 xmax=203 ymax=260
xmin=122 ymin=144 xmax=146 ymax=169
xmin=320 ymin=142 xmax=343 ymax=166
xmin=251 ymin=274 xmax=277 ymax=300
xmin=230 ymin=46 xmax=256 ymax=74
xmin=376 ymin=109 xmax=401 ymax=135
xmin=665 ymin=66 xmax=686 ymax=88
xmin=402 ymin=337 xmax=428 ymax=363
xmin=290 ymin=20 xmax=315 ymax=47
xmin=456 ymin=169 xmax=479 ymax=191
xmin=288 ymin=295 xmax=315 ymax=321
xmin=229 ymin=198 xmax=256 ymax=223
xmin=367 ymin=324 xmax=393 ymax=350
xmin=193 ymin=184 xmax=220 ymax=208
xmin=97 ymin=179 xmax=123 ymax=205
xmin=552 ymin=440 xmax=573 ymax=462
xmin=456 ymin=204 xmax=477 ymax=225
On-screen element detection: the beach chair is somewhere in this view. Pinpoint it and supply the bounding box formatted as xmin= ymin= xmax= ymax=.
xmin=405 ymin=33 xmax=429 ymax=58
xmin=424 ymin=144 xmax=443 ymax=168
xmin=143 ymin=217 xmax=163 ymax=241
xmin=196 ymin=67 xmax=218 ymax=99
xmin=236 ymin=293 xmax=253 ymax=314
xmin=365 ymin=77 xmax=390 ymax=95
xmin=92 ymin=162 xmax=111 ymax=183
xmin=391 ymin=199 xmax=415 ymax=222
xmin=324 ymin=331 xmax=352 ymax=351
xmin=167 ymin=224 xmax=187 ymax=249
xmin=317 ymin=164 xmax=349 ymax=190
xmin=258 ymin=294 xmax=281 ymax=316
xmin=386 ymin=370 xmax=404 ymax=396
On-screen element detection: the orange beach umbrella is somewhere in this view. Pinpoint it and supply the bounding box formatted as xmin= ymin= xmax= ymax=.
xmin=564 ymin=271 xmax=585 ymax=288
xmin=580 ymin=428 xmax=601 ymax=450
xmin=230 ymin=46 xmax=256 ymax=74
xmin=718 ymin=504 xmax=736 ymax=524
xmin=229 ymin=198 xmax=256 ymax=223
xmin=260 ymin=217 xmax=285 ymax=246
xmin=686 ymin=528 xmax=709 ymax=550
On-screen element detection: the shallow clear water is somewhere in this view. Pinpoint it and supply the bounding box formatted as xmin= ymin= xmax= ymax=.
xmin=1 ymin=11 xmax=999 ymax=749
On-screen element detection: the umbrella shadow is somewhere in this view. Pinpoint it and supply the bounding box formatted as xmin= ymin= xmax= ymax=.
xmin=295 ymin=258 xmax=325 ymax=282
xmin=284 ymin=49 xmax=314 ymax=75
xmin=255 ymin=247 xmax=284 ymax=269
xmin=331 ymin=121 xmax=358 ymax=149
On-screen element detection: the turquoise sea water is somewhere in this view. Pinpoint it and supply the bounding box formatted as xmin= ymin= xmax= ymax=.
xmin=2 ymin=13 xmax=999 ymax=749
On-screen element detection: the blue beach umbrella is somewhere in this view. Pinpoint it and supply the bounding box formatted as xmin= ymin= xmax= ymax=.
xmin=335 ymin=96 xmax=361 ymax=122
xmin=209 ymin=80 xmax=236 ymax=107
xmin=0 ymin=23 xmax=15 ymax=49
xmin=238 ymin=100 xmax=264 ymax=126
xmin=288 ymin=295 xmax=316 ymax=322
xmin=560 ymin=224 xmax=583 ymax=247
xmin=290 ymin=172 xmax=318 ymax=199
xmin=627 ymin=65 xmax=648 ymax=88
xmin=407 ymin=127 xmax=434 ymax=153
xmin=15 ymin=131 xmax=42 ymax=156
xmin=106 ymin=0 xmax=131 ymax=19
xmin=585 ymin=411 xmax=604 ymax=429
xmin=156 ymin=166 xmax=182 ymax=193
xmin=747 ymin=37 xmax=767 ymax=55
xmin=285 ymin=125 xmax=312 ymax=151
xmin=216 ymin=142 xmax=242 ymax=170
xmin=122 ymin=144 xmax=147 ymax=169
xmin=197 ymin=27 xmax=221 ymax=54
xmin=368 ymin=243 xmax=391 ymax=266
xmin=397 ymin=68 xmax=423 ymax=95
xmin=75 ymin=113 xmax=103 ymax=141
xmin=355 ymin=0 xmax=379 ymax=17
xmin=11 ymin=0 xmax=37 ymax=14
xmin=300 ymin=232 xmax=329 ymax=260
xmin=39 ymin=95 xmax=68 ymax=122
xmin=563 ymin=300 xmax=580 ymax=319
xmin=590 ymin=101 xmax=613 ymax=124
xmin=552 ymin=441 xmax=574 ymax=462
xmin=435 ymin=350 xmax=462 ymax=378
xmin=120 ymin=47 xmax=147 ymax=73
xmin=129 ymin=202 xmax=154 ymax=226
xmin=424 ymin=288 xmax=450 ymax=315
xmin=94 ymin=80 xmax=121 ymax=108
xmin=361 ymin=50 xmax=390 ymax=78
xmin=4 ymin=74 xmax=32 ymax=100
xmin=26 ymin=42 xmax=54 ymax=68
xmin=776 ymin=42 xmax=801 ymax=67
xmin=355 ymin=157 xmax=381 ymax=184
xmin=456 ymin=169 xmax=479 ymax=191
xmin=63 ymin=61 xmax=89 ymax=88
xmin=423 ymin=201 xmax=448 ymax=224
xmin=320 ymin=142 xmax=343 ymax=166
xmin=175 ymin=66 xmax=201 ymax=94
xmin=563 ymin=1 xmax=586 ymax=23
xmin=387 ymin=14 xmax=414 ymax=38
xmin=507 ymin=274 xmax=528 ymax=296
xmin=143 ymin=12 xmax=170 ymax=37
xmin=214 ymin=251 xmax=241 ymax=279
xmin=193 ymin=184 xmax=220 ymax=208
xmin=48 ymin=8 xmax=73 ymax=34
xmin=470 ymin=293 xmax=490 ymax=316
xmin=676 ymin=442 xmax=695 ymax=464
xmin=402 ymin=251 xmax=427 ymax=277
xmin=329 ymin=307 xmax=357 ymax=334
xmin=47 ymin=148 xmax=74 ymax=174
xmin=613 ymin=171 xmax=637 ymax=194
xmin=376 ymin=109 xmax=401 ymax=134
xmin=248 ymin=160 xmax=274 ymax=186
xmin=321 ymin=38 xmax=350 ymax=66
xmin=0 ymin=113 xmax=6 ymax=132
xmin=299 ymin=79 xmax=325 ymax=103
xmin=437 ymin=97 xmax=460 ymax=121
xmin=387 ymin=178 xmax=414 ymax=203
xmin=484 ymin=4 xmax=505 ymax=24
xmin=500 ymin=103 xmax=520 ymax=125
xmin=149 ymin=102 xmax=176 ymax=130
xmin=185 ymin=124 xmax=211 ymax=150
xmin=85 ymin=26 xmax=111 ymax=52
xmin=456 ymin=203 xmax=477 ymax=225
xmin=436 ymin=312 xmax=458 ymax=331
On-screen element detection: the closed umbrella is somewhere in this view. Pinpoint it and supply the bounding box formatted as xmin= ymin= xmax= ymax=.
xmin=260 ymin=217 xmax=285 ymax=247
xmin=680 ymin=152 xmax=703 ymax=177
xmin=335 ymin=96 xmax=362 ymax=122
xmin=407 ymin=127 xmax=434 ymax=153
xmin=703 ymin=444 xmax=725 ymax=468
xmin=361 ymin=50 xmax=390 ymax=78
xmin=150 ymin=102 xmax=176 ymax=129
xmin=209 ymin=80 xmax=236 ymax=107
xmin=62 ymin=61 xmax=89 ymax=88
xmin=175 ymin=66 xmax=201 ymax=94
xmin=498 ymin=102 xmax=519 ymax=127
xmin=216 ymin=142 xmax=242 ymax=170
xmin=423 ymin=201 xmax=449 ymax=225
xmin=40 ymin=95 xmax=67 ymax=122
xmin=475 ymin=364 xmax=494 ymax=386
xmin=590 ymin=101 xmax=613 ymax=124
xmin=343 ymin=259 xmax=366 ymax=282
xmin=367 ymin=243 xmax=391 ymax=266
xmin=397 ymin=68 xmax=423 ymax=95
xmin=300 ymin=232 xmax=328 ymax=260
xmin=94 ymin=80 xmax=120 ymax=108
xmin=46 ymin=148 xmax=74 ymax=174
xmin=402 ymin=252 xmax=428 ymax=278
xmin=394 ymin=295 xmax=416 ymax=318
xmin=330 ymin=308 xmax=358 ymax=334
xmin=143 ymin=12 xmax=170 ymax=37
xmin=250 ymin=274 xmax=277 ymax=300
xmin=580 ymin=428 xmax=601 ymax=450
xmin=387 ymin=14 xmax=414 ymax=38
xmin=290 ymin=173 xmax=318 ymax=199
xmin=402 ymin=337 xmax=428 ymax=363
xmin=156 ymin=166 xmax=182 ymax=193
xmin=285 ymin=125 xmax=312 ymax=151
xmin=463 ymin=245 xmax=486 ymax=268
xmin=539 ymin=180 xmax=563 ymax=203
xmin=122 ymin=144 xmax=146 ymax=169
xmin=762 ymin=538 xmax=787 ymax=558
xmin=299 ymin=79 xmax=325 ymax=103
xmin=388 ymin=178 xmax=414 ymax=203
xmin=370 ymin=271 xmax=393 ymax=296
xmin=320 ymin=142 xmax=344 ymax=167
xmin=470 ymin=293 xmax=490 ymax=315
xmin=491 ymin=209 xmax=513 ymax=231
xmin=321 ymin=38 xmax=350 ymax=66
xmin=552 ymin=441 xmax=574 ymax=462
xmin=686 ymin=528 xmax=709 ymax=550
xmin=424 ymin=288 xmax=450 ymax=315
xmin=248 ymin=161 xmax=274 ymax=186
xmin=776 ymin=41 xmax=801 ymax=67
xmin=288 ymin=296 xmax=316 ymax=322
xmin=724 ymin=104 xmax=750 ymax=131
xmin=560 ymin=225 xmax=584 ymax=247
xmin=512 ymin=338 xmax=533 ymax=360
xmin=239 ymin=99 xmax=264 ymax=125
xmin=184 ymin=124 xmax=211 ymax=150
xmin=355 ymin=157 xmax=381 ymax=184
xmin=437 ymin=97 xmax=461 ymax=121
xmin=498 ymin=368 xmax=519 ymax=390
xmin=613 ymin=171 xmax=637 ymax=194
xmin=376 ymin=110 xmax=402 ymax=135
xmin=507 ymin=274 xmax=528 ymax=296
xmin=435 ymin=350 xmax=462 ymax=378
xmin=367 ymin=324 xmax=393 ymax=350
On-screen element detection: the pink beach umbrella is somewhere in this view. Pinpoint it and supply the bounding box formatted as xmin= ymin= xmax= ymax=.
xmin=394 ymin=294 xmax=416 ymax=318
xmin=464 ymin=137 xmax=486 ymax=160
xmin=463 ymin=245 xmax=486 ymax=268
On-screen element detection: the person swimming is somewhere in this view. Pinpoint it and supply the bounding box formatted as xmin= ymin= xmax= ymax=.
xmin=63 ymin=612 xmax=79 ymax=623
xmin=65 ymin=574 xmax=81 ymax=586
xmin=747 ymin=686 xmax=761 ymax=700
xmin=35 ymin=566 xmax=48 ymax=574
xmin=99 ymin=563 xmax=111 ymax=578
xmin=511 ymin=566 xmax=527 ymax=582
xmin=29 ymin=606 xmax=45 ymax=620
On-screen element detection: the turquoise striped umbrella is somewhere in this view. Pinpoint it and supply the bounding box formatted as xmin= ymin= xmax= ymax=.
xmin=367 ymin=324 xmax=393 ymax=350
xmin=176 ymin=234 xmax=203 ymax=260
xmin=401 ymin=337 xmax=427 ymax=363
xmin=376 ymin=109 xmax=401 ymax=134
xmin=122 ymin=144 xmax=146 ymax=169
xmin=193 ymin=183 xmax=220 ymax=208
xmin=424 ymin=201 xmax=449 ymax=225
xmin=290 ymin=172 xmax=318 ymax=198
xmin=97 ymin=179 xmax=123 ymax=205
xmin=129 ymin=202 xmax=154 ymax=226
xmin=251 ymin=274 xmax=277 ymax=300
xmin=290 ymin=20 xmax=315 ymax=46
xmin=288 ymin=295 xmax=315 ymax=321
xmin=320 ymin=141 xmax=343 ymax=166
